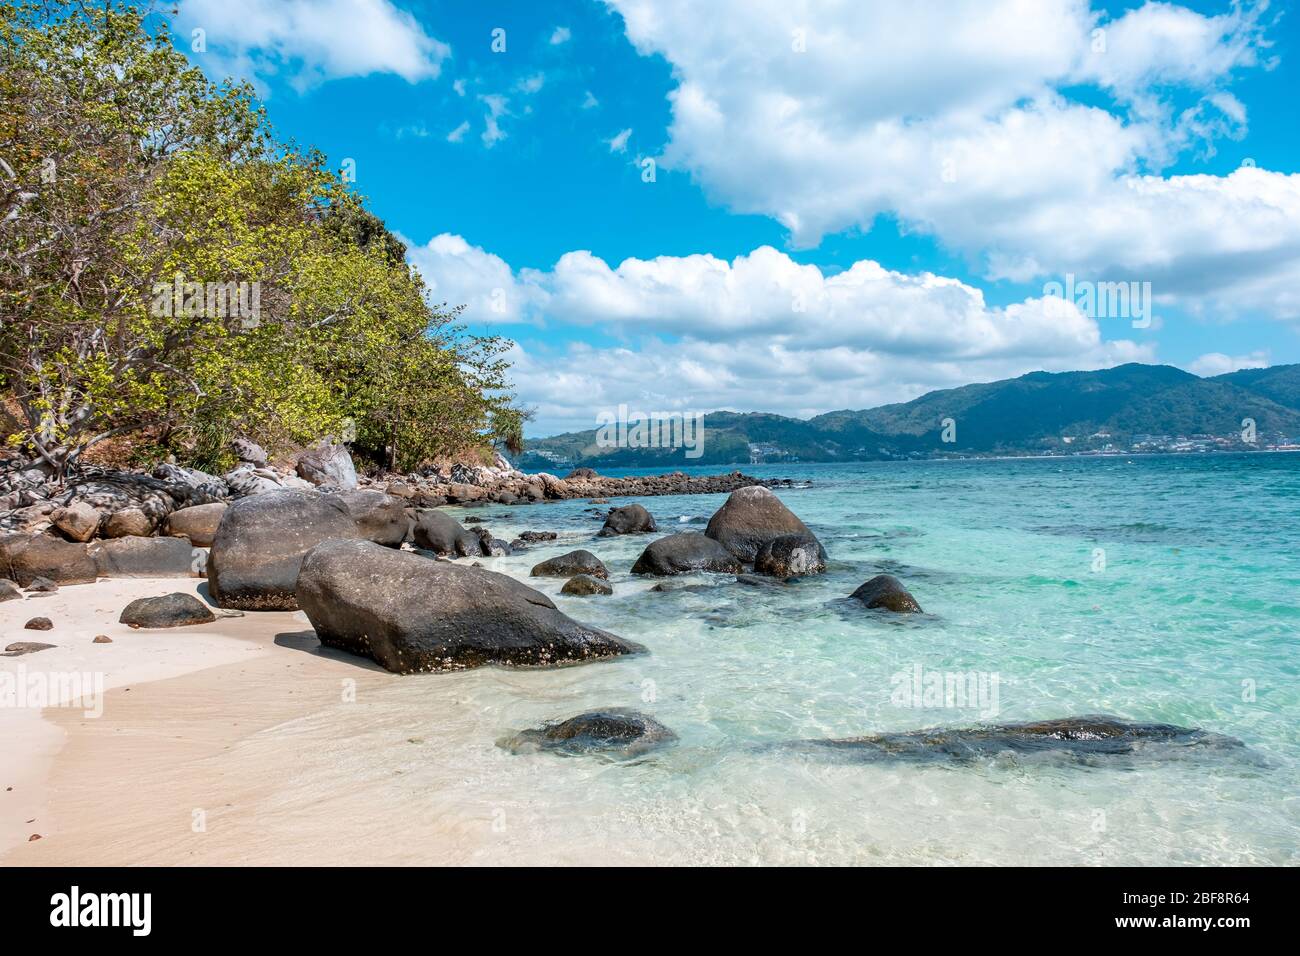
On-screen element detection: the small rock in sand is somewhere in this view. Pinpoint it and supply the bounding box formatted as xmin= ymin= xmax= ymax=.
xmin=22 ymin=617 xmax=53 ymax=631
xmin=5 ymin=641 xmax=55 ymax=654
xmin=92 ymin=635 xmax=113 ymax=644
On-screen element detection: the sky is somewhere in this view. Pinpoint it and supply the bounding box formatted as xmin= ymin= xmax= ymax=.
xmin=166 ymin=0 xmax=1300 ymax=436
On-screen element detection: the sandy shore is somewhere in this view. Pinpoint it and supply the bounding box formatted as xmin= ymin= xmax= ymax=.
xmin=0 ymin=577 xmax=419 ymax=864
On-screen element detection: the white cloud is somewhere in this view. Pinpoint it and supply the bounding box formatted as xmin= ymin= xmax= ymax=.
xmin=582 ymin=90 xmax=600 ymax=109
xmin=1188 ymin=350 xmax=1270 ymax=376
xmin=479 ymin=94 xmax=510 ymax=147
xmin=446 ymin=120 xmax=470 ymax=143
xmin=603 ymin=0 xmax=1298 ymax=319
xmin=453 ymin=78 xmax=467 ymax=97
xmin=408 ymin=236 xmax=1155 ymax=432
xmin=176 ymin=0 xmax=449 ymax=89
xmin=606 ymin=128 xmax=633 ymax=153
xmin=550 ymin=26 xmax=572 ymax=45
xmin=515 ymin=73 xmax=546 ymax=95
xmin=406 ymin=234 xmax=536 ymax=323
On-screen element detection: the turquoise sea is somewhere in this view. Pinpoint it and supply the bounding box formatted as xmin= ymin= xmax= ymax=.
xmin=284 ymin=454 xmax=1300 ymax=864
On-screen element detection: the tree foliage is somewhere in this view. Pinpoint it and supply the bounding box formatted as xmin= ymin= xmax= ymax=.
xmin=0 ymin=1 xmax=521 ymax=477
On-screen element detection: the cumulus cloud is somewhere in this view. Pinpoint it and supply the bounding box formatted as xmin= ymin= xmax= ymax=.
xmin=1188 ymin=350 xmax=1270 ymax=376
xmin=176 ymin=0 xmax=449 ymax=89
xmin=550 ymin=26 xmax=572 ymax=45
xmin=603 ymin=0 xmax=1298 ymax=318
xmin=409 ymin=236 xmax=1155 ymax=432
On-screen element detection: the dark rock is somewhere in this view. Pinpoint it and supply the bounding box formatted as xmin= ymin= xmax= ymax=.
xmin=91 ymin=537 xmax=200 ymax=578
xmin=55 ymin=476 xmax=174 ymax=527
xmin=5 ymin=640 xmax=54 ymax=654
xmin=597 ymin=503 xmax=657 ymax=536
xmin=517 ymin=530 xmax=557 ymax=542
xmin=22 ymin=618 xmax=52 ymax=631
xmin=565 ymin=467 xmax=599 ymax=480
xmin=296 ymin=442 xmax=358 ymax=489
xmin=0 ymin=534 xmax=97 ymax=586
xmin=332 ymin=490 xmax=407 ymax=547
xmin=25 ymin=576 xmax=58 ymax=593
xmin=630 ymin=532 xmax=744 ymax=576
xmin=473 ymin=528 xmax=512 ymax=556
xmin=704 ymin=485 xmax=821 ymax=562
xmin=561 ymin=574 xmax=614 ymax=596
xmin=103 ymin=507 xmax=154 ymax=538
xmin=499 ymin=709 xmax=676 ymax=758
xmin=151 ymin=463 xmax=228 ymax=506
xmin=295 ymin=539 xmax=643 ymax=673
xmin=850 ymin=574 xmax=922 ymax=613
xmin=735 ymin=573 xmax=789 ymax=587
xmin=796 ymin=716 xmax=1244 ymax=764
xmin=119 ymin=592 xmax=217 ymax=628
xmin=163 ymin=502 xmax=227 ymax=548
xmin=411 ymin=509 xmax=483 ymax=557
xmin=754 ymin=533 xmax=827 ymax=577
xmin=531 ymin=549 xmax=608 ymax=579
xmin=207 ymin=490 xmax=361 ymax=610
xmin=0 ymin=579 xmax=22 ymax=602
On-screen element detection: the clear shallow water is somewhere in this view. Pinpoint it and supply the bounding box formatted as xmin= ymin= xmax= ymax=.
xmin=273 ymin=455 xmax=1300 ymax=864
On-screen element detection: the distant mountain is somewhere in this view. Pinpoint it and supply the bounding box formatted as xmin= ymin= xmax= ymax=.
xmin=519 ymin=363 xmax=1300 ymax=469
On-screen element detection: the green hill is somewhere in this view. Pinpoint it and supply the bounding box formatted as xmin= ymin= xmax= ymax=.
xmin=520 ymin=363 xmax=1300 ymax=469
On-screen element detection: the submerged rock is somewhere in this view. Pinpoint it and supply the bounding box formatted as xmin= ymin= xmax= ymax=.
xmin=207 ymin=490 xmax=361 ymax=610
xmin=631 ymin=532 xmax=743 ymax=576
xmin=704 ymin=485 xmax=822 ymax=563
xmin=119 ymin=592 xmax=217 ymax=628
xmin=597 ymin=503 xmax=657 ymax=536
xmin=499 ymin=709 xmax=677 ymax=758
xmin=753 ymin=533 xmax=826 ymax=577
xmin=561 ymin=573 xmax=614 ymax=596
xmin=795 ymin=716 xmax=1243 ymax=764
xmin=296 ymin=539 xmax=643 ymax=673
xmin=530 ymin=549 xmax=608 ymax=579
xmin=850 ymin=574 xmax=922 ymax=613
xmin=517 ymin=530 xmax=557 ymax=542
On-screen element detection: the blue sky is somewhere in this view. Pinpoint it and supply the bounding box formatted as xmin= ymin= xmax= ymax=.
xmin=169 ymin=0 xmax=1300 ymax=435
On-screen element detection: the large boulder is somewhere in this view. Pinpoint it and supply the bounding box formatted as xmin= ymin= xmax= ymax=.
xmin=103 ymin=507 xmax=154 ymax=538
xmin=295 ymin=539 xmax=643 ymax=673
xmin=331 ymin=490 xmax=407 ymax=547
xmin=754 ymin=533 xmax=827 ymax=577
xmin=55 ymin=476 xmax=174 ymax=526
xmin=597 ymin=504 xmax=657 ymax=537
xmin=499 ymin=709 xmax=676 ymax=758
xmin=151 ymin=463 xmax=228 ymax=506
xmin=704 ymin=485 xmax=821 ymax=562
xmin=531 ymin=549 xmax=608 ymax=579
xmin=163 ymin=502 xmax=228 ymax=548
xmin=0 ymin=579 xmax=22 ymax=602
xmin=296 ymin=443 xmax=358 ymax=490
xmin=222 ymin=465 xmax=283 ymax=497
xmin=561 ymin=574 xmax=613 ymax=596
xmin=850 ymin=574 xmax=922 ymax=613
xmin=119 ymin=592 xmax=217 ymax=628
xmin=630 ymin=532 xmax=744 ymax=576
xmin=0 ymin=534 xmax=97 ymax=586
xmin=91 ymin=537 xmax=200 ymax=578
xmin=50 ymin=500 xmax=101 ymax=542
xmin=231 ymin=437 xmax=268 ymax=466
xmin=207 ymin=490 xmax=360 ymax=610
xmin=411 ymin=509 xmax=482 ymax=557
